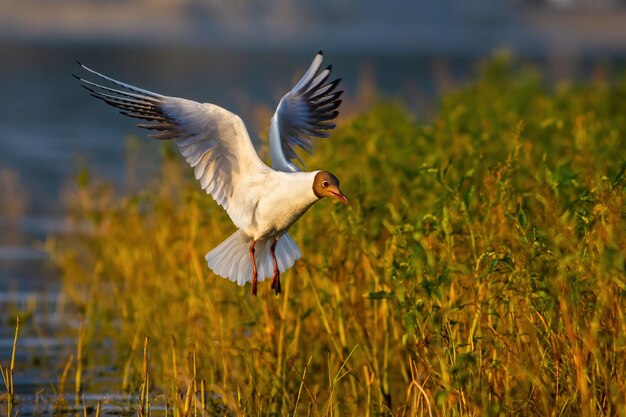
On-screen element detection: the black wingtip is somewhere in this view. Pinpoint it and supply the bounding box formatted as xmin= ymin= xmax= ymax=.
xmin=72 ymin=73 xmax=81 ymax=80
xmin=317 ymin=50 xmax=323 ymax=56
xmin=327 ymin=65 xmax=332 ymax=71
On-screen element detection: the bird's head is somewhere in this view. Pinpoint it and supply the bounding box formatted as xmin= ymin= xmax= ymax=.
xmin=313 ymin=171 xmax=349 ymax=205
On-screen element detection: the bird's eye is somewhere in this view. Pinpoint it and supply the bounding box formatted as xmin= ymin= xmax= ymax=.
xmin=322 ymin=181 xmax=329 ymax=188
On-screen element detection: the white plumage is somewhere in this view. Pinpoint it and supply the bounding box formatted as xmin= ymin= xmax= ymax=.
xmin=207 ymin=230 xmax=301 ymax=287
xmin=76 ymin=51 xmax=347 ymax=296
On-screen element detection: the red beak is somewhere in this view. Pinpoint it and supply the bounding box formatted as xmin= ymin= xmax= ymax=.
xmin=331 ymin=190 xmax=349 ymax=205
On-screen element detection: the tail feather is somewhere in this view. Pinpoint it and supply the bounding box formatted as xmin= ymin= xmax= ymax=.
xmin=276 ymin=234 xmax=302 ymax=271
xmin=205 ymin=230 xmax=302 ymax=286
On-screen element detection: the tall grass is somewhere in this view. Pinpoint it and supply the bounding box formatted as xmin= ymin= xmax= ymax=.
xmin=51 ymin=55 xmax=626 ymax=416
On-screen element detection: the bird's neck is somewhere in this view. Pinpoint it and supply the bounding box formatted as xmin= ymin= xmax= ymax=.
xmin=279 ymin=171 xmax=319 ymax=207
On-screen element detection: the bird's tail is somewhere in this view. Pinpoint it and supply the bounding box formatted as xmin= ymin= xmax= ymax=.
xmin=205 ymin=230 xmax=302 ymax=286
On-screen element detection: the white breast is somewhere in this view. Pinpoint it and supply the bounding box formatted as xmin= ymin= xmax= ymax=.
xmin=245 ymin=171 xmax=319 ymax=240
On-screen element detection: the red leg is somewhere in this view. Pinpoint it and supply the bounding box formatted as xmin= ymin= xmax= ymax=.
xmin=270 ymin=238 xmax=281 ymax=295
xmin=249 ymin=240 xmax=258 ymax=296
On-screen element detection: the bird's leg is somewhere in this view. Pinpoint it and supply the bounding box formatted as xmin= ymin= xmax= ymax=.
xmin=249 ymin=240 xmax=258 ymax=296
xmin=270 ymin=238 xmax=281 ymax=295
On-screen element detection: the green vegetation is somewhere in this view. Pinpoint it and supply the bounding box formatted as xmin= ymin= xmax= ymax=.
xmin=51 ymin=55 xmax=626 ymax=416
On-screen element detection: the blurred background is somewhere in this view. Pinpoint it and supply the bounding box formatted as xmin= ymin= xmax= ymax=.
xmin=1 ymin=0 xmax=626 ymax=397
xmin=2 ymin=0 xmax=626 ymax=213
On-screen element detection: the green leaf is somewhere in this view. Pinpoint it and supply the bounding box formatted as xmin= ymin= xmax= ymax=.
xmin=366 ymin=291 xmax=396 ymax=300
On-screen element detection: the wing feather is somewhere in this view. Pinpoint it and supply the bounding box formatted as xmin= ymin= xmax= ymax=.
xmin=269 ymin=51 xmax=343 ymax=172
xmin=75 ymin=63 xmax=271 ymax=229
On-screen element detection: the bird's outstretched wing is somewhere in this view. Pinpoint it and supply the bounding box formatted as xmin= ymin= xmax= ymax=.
xmin=269 ymin=51 xmax=343 ymax=172
xmin=75 ymin=63 xmax=271 ymax=230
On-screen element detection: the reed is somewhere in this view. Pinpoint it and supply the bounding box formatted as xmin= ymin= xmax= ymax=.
xmin=76 ymin=322 xmax=84 ymax=399
xmin=137 ymin=336 xmax=150 ymax=417
xmin=55 ymin=354 xmax=73 ymax=410
xmin=0 ymin=317 xmax=19 ymax=417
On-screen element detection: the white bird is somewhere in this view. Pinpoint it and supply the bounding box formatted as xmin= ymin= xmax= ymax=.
xmin=75 ymin=51 xmax=348 ymax=296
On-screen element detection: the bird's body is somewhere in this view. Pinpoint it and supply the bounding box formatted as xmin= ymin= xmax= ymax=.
xmin=76 ymin=51 xmax=347 ymax=295
xmin=247 ymin=171 xmax=318 ymax=239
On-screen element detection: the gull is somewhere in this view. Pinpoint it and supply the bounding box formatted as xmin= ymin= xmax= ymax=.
xmin=75 ymin=51 xmax=348 ymax=296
